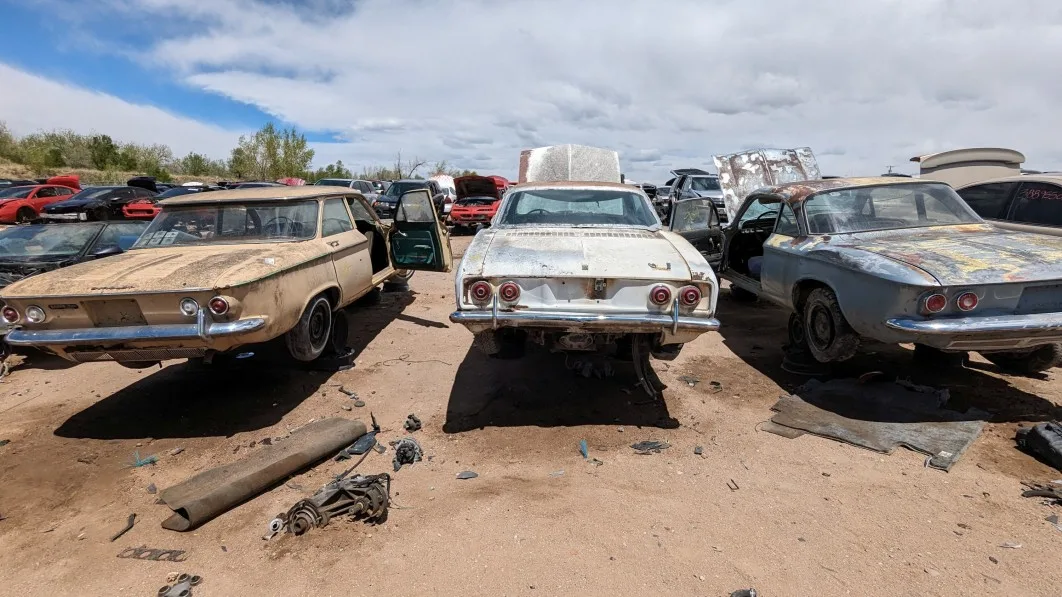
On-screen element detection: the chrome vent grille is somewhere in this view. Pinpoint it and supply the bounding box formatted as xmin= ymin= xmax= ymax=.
xmin=68 ymin=348 xmax=208 ymax=363
xmin=507 ymin=230 xmax=654 ymax=239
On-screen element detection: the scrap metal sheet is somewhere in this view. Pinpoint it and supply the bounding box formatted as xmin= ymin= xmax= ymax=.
xmin=518 ymin=144 xmax=621 ymax=183
xmin=713 ymin=147 xmax=820 ymax=221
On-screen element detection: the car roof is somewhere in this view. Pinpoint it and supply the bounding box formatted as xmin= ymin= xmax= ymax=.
xmin=957 ymin=174 xmax=1062 ymax=188
xmin=754 ymin=177 xmax=944 ymax=205
xmin=509 ymin=181 xmax=646 ymax=192
xmin=158 ymin=185 xmax=359 ymax=206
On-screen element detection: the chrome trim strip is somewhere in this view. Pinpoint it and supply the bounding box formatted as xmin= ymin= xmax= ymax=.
xmin=5 ymin=316 xmax=267 ymax=346
xmin=450 ymin=309 xmax=720 ymax=333
xmin=885 ymin=312 xmax=1062 ymax=335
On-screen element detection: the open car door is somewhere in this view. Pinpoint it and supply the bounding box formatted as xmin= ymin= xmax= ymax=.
xmin=669 ymin=198 xmax=724 ymax=269
xmin=389 ymin=189 xmax=453 ymax=272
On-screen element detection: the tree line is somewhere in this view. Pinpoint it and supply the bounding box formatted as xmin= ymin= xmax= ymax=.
xmin=0 ymin=121 xmax=477 ymax=183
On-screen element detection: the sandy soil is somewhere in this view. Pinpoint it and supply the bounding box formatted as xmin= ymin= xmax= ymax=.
xmin=1 ymin=236 xmax=1060 ymax=596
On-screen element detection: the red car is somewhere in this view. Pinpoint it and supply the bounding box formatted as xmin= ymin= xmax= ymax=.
xmin=0 ymin=175 xmax=81 ymax=224
xmin=121 ymin=199 xmax=161 ymax=220
xmin=448 ymin=175 xmax=510 ymax=233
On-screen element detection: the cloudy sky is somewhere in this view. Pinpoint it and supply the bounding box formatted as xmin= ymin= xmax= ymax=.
xmin=1 ymin=0 xmax=1060 ymax=181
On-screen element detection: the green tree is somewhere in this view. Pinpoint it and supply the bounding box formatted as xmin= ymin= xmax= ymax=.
xmin=116 ymin=144 xmax=139 ymax=170
xmin=89 ymin=134 xmax=119 ymax=170
xmin=0 ymin=121 xmax=19 ymax=162
xmin=181 ymin=152 xmax=210 ymax=176
xmin=310 ymin=160 xmax=353 ymax=181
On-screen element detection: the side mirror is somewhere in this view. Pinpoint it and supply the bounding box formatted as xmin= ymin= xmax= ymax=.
xmin=91 ymin=245 xmax=123 ymax=259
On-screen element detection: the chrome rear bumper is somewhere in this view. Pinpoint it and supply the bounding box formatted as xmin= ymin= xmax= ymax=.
xmin=5 ymin=310 xmax=267 ymax=347
xmin=885 ymin=312 xmax=1062 ymax=351
xmin=450 ymin=300 xmax=719 ymax=335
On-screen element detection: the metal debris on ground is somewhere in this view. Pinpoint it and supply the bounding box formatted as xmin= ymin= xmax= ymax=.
xmin=158 ymin=573 xmax=202 ymax=597
xmin=116 ymin=545 xmax=188 ymax=562
xmin=730 ymin=590 xmax=758 ymax=597
xmin=549 ymin=470 xmax=565 ymax=477
xmin=1000 ymin=542 xmax=1023 ymax=549
xmin=354 ymin=400 xmax=366 ymax=408
xmin=694 ymin=446 xmax=704 ymax=455
xmin=1047 ymin=514 xmax=1062 ymax=532
xmin=390 ymin=437 xmax=423 ymax=471
xmin=727 ymin=479 xmax=740 ymax=491
xmin=336 ymin=414 xmax=381 ymax=460
xmin=130 ymin=451 xmax=158 ymax=468
xmin=373 ymin=443 xmax=386 ymax=454
xmin=630 ymin=440 xmax=670 ymax=454
xmin=0 ymin=439 xmax=10 ymax=448
xmin=1021 ymin=480 xmax=1062 ymax=503
xmin=339 ymin=386 xmax=358 ymax=398
xmin=404 ymin=413 xmax=422 ymax=432
xmin=273 ymin=473 xmax=391 ymax=537
xmin=1016 ymin=422 xmax=1062 ymax=472
xmin=456 ymin=471 xmax=478 ymax=480
xmin=588 ymin=458 xmax=604 ymax=467
xmin=147 ymin=483 xmax=157 ymax=494
xmin=169 ymin=447 xmax=184 ymax=456
xmin=678 ymin=375 xmax=700 ymax=387
xmin=109 ymin=513 xmax=136 ymax=542
xmin=579 ymin=439 xmax=589 ymax=459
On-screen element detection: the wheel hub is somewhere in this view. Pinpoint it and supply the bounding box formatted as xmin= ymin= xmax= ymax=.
xmin=809 ymin=306 xmax=834 ymax=349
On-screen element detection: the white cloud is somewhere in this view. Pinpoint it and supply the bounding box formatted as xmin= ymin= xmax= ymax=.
xmin=11 ymin=0 xmax=1062 ymax=180
xmin=0 ymin=63 xmax=247 ymax=158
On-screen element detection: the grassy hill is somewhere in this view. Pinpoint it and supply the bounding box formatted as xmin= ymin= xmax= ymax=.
xmin=0 ymin=157 xmax=222 ymax=186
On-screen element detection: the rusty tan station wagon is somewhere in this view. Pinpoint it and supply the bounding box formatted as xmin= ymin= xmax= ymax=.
xmin=0 ymin=186 xmax=452 ymax=366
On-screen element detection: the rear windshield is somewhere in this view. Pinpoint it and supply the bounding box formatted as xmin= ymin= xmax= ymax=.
xmin=804 ymin=183 xmax=981 ymax=234
xmin=497 ymin=188 xmax=659 ymax=227
xmin=314 ymin=179 xmax=352 ymax=187
xmin=132 ymin=200 xmax=319 ymax=247
xmin=690 ymin=177 xmax=721 ymax=191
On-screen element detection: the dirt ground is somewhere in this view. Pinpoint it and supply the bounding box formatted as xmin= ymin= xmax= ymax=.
xmin=1 ymin=235 xmax=1061 ymax=596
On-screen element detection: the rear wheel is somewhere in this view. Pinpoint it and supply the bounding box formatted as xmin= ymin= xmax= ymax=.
xmin=15 ymin=207 xmax=36 ymax=224
xmin=285 ymin=295 xmax=332 ymax=362
xmin=982 ymin=343 xmax=1062 ymax=375
xmin=803 ymin=287 xmax=860 ymax=363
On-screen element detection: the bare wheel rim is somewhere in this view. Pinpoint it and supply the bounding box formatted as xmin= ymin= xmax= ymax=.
xmin=808 ymin=305 xmax=835 ymax=351
xmin=307 ymin=299 xmax=331 ymax=351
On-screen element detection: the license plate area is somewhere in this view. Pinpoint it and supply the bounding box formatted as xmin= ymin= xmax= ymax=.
xmin=1017 ymin=284 xmax=1062 ymax=314
xmin=82 ymin=299 xmax=148 ymax=327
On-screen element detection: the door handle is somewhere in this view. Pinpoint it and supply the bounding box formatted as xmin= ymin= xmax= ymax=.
xmin=328 ymin=240 xmax=340 ymax=247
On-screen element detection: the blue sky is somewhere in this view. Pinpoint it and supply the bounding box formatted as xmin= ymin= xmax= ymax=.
xmin=1 ymin=0 xmax=1060 ymax=180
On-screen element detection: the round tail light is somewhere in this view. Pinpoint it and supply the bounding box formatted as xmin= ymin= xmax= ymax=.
xmin=25 ymin=305 xmax=46 ymax=323
xmin=956 ymin=292 xmax=978 ymax=312
xmin=209 ymin=296 xmax=230 ymax=315
xmin=469 ymin=281 xmax=493 ymax=304
xmin=1 ymin=306 xmax=19 ymax=324
xmin=179 ymin=298 xmax=199 ymax=316
xmin=650 ymin=284 xmax=672 ymax=306
xmin=923 ymin=293 xmax=947 ymax=314
xmin=498 ymin=281 xmax=520 ymax=303
xmin=679 ymin=285 xmax=701 ymax=307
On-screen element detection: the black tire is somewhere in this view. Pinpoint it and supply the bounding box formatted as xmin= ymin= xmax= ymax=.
xmin=92 ymin=207 xmax=110 ymax=221
xmin=116 ymin=360 xmax=160 ymax=369
xmin=913 ymin=344 xmax=967 ymax=368
xmin=982 ymin=343 xmax=1062 ymax=375
xmin=729 ymin=285 xmax=758 ymax=302
xmin=285 ymin=295 xmax=332 ymax=362
xmin=15 ymin=207 xmax=36 ymax=224
xmin=803 ymin=287 xmax=860 ymax=363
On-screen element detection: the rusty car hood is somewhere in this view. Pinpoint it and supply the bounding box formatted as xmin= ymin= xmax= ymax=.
xmin=714 ymin=147 xmax=820 ymax=222
xmin=831 ymin=225 xmax=1062 ymax=286
xmin=1 ymin=242 xmax=329 ymax=297
xmin=465 ymin=227 xmax=693 ymax=280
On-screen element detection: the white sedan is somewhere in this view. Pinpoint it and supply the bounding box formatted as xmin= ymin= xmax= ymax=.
xmin=449 ymin=180 xmax=720 ymax=396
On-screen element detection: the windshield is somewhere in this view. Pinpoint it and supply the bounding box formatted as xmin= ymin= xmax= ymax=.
xmin=0 ymin=186 xmax=35 ymax=199
xmin=132 ymin=200 xmax=319 ymax=247
xmin=0 ymin=224 xmax=102 ymax=258
xmin=383 ymin=181 xmax=427 ymax=198
xmin=497 ymin=188 xmax=659 ymax=227
xmin=156 ymin=187 xmax=205 ymax=198
xmin=315 ymin=179 xmax=352 ymax=188
xmin=804 ymin=183 xmax=981 ymax=234
xmin=690 ymin=177 xmax=721 ymax=192
xmin=67 ymin=188 xmax=116 ymax=201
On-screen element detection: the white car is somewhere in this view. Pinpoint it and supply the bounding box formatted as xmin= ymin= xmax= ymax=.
xmin=449 ymin=144 xmax=721 ymax=396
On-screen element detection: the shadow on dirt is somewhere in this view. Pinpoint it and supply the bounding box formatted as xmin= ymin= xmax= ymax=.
xmin=714 ymin=288 xmax=1062 ymax=424
xmin=5 ymin=350 xmax=77 ymax=372
xmin=443 ymin=344 xmax=679 ymax=433
xmin=54 ymin=290 xmax=415 ymax=440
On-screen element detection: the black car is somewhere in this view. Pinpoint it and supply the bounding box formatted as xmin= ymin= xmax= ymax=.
xmin=373 ymin=179 xmax=444 ymax=220
xmin=41 ymin=184 xmax=157 ymax=222
xmin=0 ymin=178 xmax=38 ymax=190
xmin=0 ymin=222 xmax=148 ymax=291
